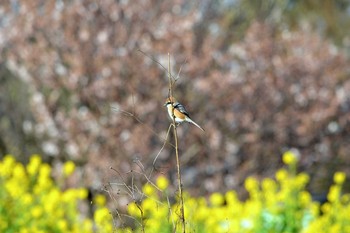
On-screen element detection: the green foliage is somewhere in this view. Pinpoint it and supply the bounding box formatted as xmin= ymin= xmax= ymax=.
xmin=0 ymin=155 xmax=113 ymax=233
xmin=122 ymin=151 xmax=350 ymax=233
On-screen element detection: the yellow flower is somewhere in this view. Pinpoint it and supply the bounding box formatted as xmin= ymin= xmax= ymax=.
xmin=142 ymin=183 xmax=155 ymax=196
xmin=77 ymin=188 xmax=88 ymax=199
xmin=94 ymin=207 xmax=111 ymax=225
xmin=1 ymin=155 xmax=16 ymax=177
xmin=82 ymin=219 xmax=93 ymax=232
xmin=62 ymin=190 xmax=76 ymax=202
xmin=296 ymin=173 xmax=309 ymax=186
xmin=334 ymin=172 xmax=346 ymax=185
xmin=156 ymin=175 xmax=169 ymax=191
xmin=94 ymin=194 xmax=106 ymax=206
xmin=58 ymin=220 xmax=68 ymax=231
xmin=3 ymin=155 xmax=15 ymax=166
xmin=22 ymin=193 xmax=33 ymax=205
xmin=276 ymin=169 xmax=288 ymax=182
xmin=0 ymin=154 xmax=117 ymax=233
xmin=262 ymin=178 xmax=276 ymax=192
xmin=39 ymin=164 xmax=51 ymax=178
xmin=31 ymin=206 xmax=43 ymax=218
xmin=210 ymin=192 xmax=224 ymax=206
xmin=142 ymin=198 xmax=157 ymax=214
xmin=327 ymin=185 xmax=340 ymax=203
xmin=127 ymin=202 xmax=142 ymax=217
xmin=27 ymin=155 xmax=42 ymax=176
xmin=194 ymin=198 xmax=209 ymax=221
xmin=94 ymin=207 xmax=114 ymax=233
xmin=282 ymin=151 xmax=298 ymax=165
xmin=341 ymin=194 xmax=350 ymax=203
xmin=36 ymin=164 xmax=52 ymax=191
xmin=13 ymin=163 xmax=26 ymax=179
xmin=44 ymin=189 xmax=61 ymax=213
xmin=225 ymin=191 xmax=238 ymax=206
xmin=299 ymin=191 xmax=311 ymax=205
xmin=245 ymin=177 xmax=259 ymax=193
xmin=63 ymin=161 xmax=76 ymax=177
xmin=5 ymin=179 xmax=21 ymax=198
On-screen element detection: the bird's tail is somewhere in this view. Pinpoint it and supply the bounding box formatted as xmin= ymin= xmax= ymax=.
xmin=186 ymin=117 xmax=205 ymax=132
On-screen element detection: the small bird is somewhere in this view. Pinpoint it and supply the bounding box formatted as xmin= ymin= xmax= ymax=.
xmin=164 ymin=97 xmax=204 ymax=131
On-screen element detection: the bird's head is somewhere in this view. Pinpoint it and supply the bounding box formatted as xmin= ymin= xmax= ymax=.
xmin=164 ymin=96 xmax=177 ymax=106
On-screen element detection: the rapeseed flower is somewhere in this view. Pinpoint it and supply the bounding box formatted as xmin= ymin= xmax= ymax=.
xmin=0 ymin=155 xmax=114 ymax=233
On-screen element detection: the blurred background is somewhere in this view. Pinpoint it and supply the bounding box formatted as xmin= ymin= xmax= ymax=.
xmin=0 ymin=0 xmax=349 ymax=201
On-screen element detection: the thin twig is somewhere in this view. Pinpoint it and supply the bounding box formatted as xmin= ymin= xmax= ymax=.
xmin=107 ymin=51 xmax=188 ymax=232
xmin=110 ymin=106 xmax=175 ymax=149
xmin=168 ymin=53 xmax=186 ymax=233
xmin=153 ymin=124 xmax=173 ymax=166
xmin=137 ymin=49 xmax=177 ymax=81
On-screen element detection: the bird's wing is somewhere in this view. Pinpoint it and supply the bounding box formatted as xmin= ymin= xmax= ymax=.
xmin=173 ymin=103 xmax=190 ymax=117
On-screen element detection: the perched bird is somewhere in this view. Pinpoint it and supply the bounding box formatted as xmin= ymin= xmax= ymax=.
xmin=164 ymin=97 xmax=204 ymax=131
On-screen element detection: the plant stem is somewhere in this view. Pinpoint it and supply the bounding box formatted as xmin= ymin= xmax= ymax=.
xmin=168 ymin=53 xmax=186 ymax=233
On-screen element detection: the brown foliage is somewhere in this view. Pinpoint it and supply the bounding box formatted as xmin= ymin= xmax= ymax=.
xmin=0 ymin=1 xmax=349 ymax=197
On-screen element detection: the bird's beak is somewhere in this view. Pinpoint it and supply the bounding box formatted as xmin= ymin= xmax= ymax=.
xmin=163 ymin=103 xmax=167 ymax=107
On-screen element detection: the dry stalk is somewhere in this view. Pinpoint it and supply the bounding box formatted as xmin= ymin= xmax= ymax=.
xmin=167 ymin=53 xmax=186 ymax=233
